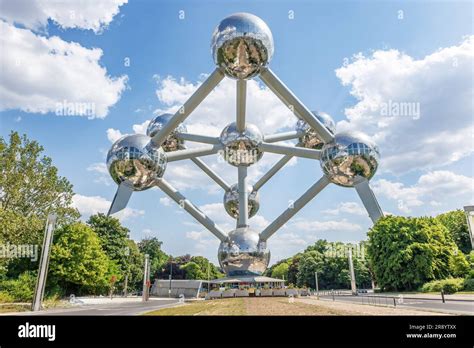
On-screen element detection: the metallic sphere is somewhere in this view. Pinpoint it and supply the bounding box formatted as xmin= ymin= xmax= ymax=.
xmin=146 ymin=113 xmax=187 ymax=152
xmin=320 ymin=131 xmax=379 ymax=187
xmin=220 ymin=122 xmax=263 ymax=166
xmin=107 ymin=134 xmax=167 ymax=191
xmin=223 ymin=184 xmax=260 ymax=219
xmin=218 ymin=227 xmax=270 ymax=276
xmin=296 ymin=111 xmax=336 ymax=150
xmin=211 ymin=13 xmax=274 ymax=79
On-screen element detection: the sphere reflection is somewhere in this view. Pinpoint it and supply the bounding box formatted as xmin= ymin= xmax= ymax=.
xmin=218 ymin=227 xmax=270 ymax=276
xmin=211 ymin=13 xmax=274 ymax=79
xmin=296 ymin=111 xmax=336 ymax=150
xmin=146 ymin=113 xmax=187 ymax=152
xmin=320 ymin=131 xmax=379 ymax=187
xmin=223 ymin=184 xmax=260 ymax=219
xmin=107 ymin=134 xmax=167 ymax=191
xmin=220 ymin=122 xmax=263 ymax=166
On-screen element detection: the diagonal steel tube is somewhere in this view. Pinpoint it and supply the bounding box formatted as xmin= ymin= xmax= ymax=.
xmin=108 ymin=180 xmax=134 ymax=216
xmin=166 ymin=144 xmax=223 ymax=162
xmin=259 ymin=142 xmax=321 ymax=160
xmin=259 ymin=176 xmax=330 ymax=241
xmin=156 ymin=178 xmax=227 ymax=242
xmin=151 ymin=68 xmax=225 ymax=147
xmin=190 ymin=157 xmax=230 ymax=191
xmin=236 ymin=79 xmax=247 ymax=132
xmin=175 ymin=133 xmax=220 ymax=144
xmin=253 ymin=155 xmax=293 ymax=192
xmin=259 ymin=68 xmax=334 ymax=143
xmin=263 ymin=130 xmax=303 ymax=143
xmin=237 ymin=166 xmax=249 ymax=227
xmin=354 ymin=178 xmax=384 ymax=224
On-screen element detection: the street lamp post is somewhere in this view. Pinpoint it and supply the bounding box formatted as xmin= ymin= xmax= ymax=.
xmin=314 ymin=271 xmax=319 ymax=299
xmin=169 ymin=257 xmax=173 ymax=298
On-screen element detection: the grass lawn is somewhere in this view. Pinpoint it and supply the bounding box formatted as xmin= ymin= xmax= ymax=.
xmin=144 ymin=297 xmax=350 ymax=316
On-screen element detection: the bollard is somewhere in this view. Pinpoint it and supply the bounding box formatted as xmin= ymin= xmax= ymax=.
xmin=393 ymin=297 xmax=396 ymax=307
xmin=332 ymin=290 xmax=335 ymax=301
xmin=441 ymin=290 xmax=445 ymax=303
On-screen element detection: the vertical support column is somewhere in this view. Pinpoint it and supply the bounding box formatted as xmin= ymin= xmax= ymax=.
xmin=236 ymin=79 xmax=247 ymax=132
xmin=237 ymin=166 xmax=249 ymax=227
xmin=348 ymin=248 xmax=357 ymax=295
xmin=315 ymin=271 xmax=319 ymax=299
xmin=32 ymin=214 xmax=57 ymax=311
xmin=142 ymin=254 xmax=150 ymax=302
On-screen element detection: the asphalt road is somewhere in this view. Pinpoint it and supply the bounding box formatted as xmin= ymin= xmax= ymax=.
xmin=319 ymin=295 xmax=474 ymax=315
xmin=8 ymin=299 xmax=180 ymax=316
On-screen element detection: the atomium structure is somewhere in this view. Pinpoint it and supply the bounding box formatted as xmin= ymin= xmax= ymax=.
xmin=106 ymin=13 xmax=383 ymax=277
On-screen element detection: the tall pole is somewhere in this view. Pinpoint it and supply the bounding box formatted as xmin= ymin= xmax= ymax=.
xmin=32 ymin=214 xmax=57 ymax=311
xmin=315 ymin=271 xmax=319 ymax=299
xmin=142 ymin=254 xmax=149 ymax=302
xmin=123 ymin=246 xmax=130 ymax=298
xmin=207 ymin=261 xmax=211 ymax=293
xmin=169 ymin=257 xmax=173 ymax=298
xmin=348 ymin=248 xmax=357 ymax=295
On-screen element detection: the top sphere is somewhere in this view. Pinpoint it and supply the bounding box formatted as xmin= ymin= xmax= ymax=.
xmin=320 ymin=131 xmax=379 ymax=187
xmin=296 ymin=111 xmax=336 ymax=150
xmin=146 ymin=113 xmax=187 ymax=152
xmin=211 ymin=13 xmax=274 ymax=79
xmin=107 ymin=134 xmax=167 ymax=191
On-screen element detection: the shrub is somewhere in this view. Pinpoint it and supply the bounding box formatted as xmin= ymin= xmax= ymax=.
xmin=421 ymin=278 xmax=464 ymax=294
xmin=0 ymin=291 xmax=14 ymax=303
xmin=0 ymin=271 xmax=36 ymax=302
xmin=463 ymin=278 xmax=474 ymax=291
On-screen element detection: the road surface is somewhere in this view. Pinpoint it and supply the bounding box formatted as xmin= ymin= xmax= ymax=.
xmin=318 ymin=294 xmax=473 ymax=315
xmin=4 ymin=298 xmax=180 ymax=316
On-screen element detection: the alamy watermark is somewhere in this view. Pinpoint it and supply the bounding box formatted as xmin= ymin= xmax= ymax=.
xmin=380 ymin=99 xmax=420 ymax=120
xmin=324 ymin=243 xmax=366 ymax=260
xmin=55 ymin=99 xmax=96 ymax=117
xmin=0 ymin=243 xmax=38 ymax=262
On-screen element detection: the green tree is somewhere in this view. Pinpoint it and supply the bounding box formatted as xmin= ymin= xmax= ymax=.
xmin=0 ymin=132 xmax=79 ymax=236
xmin=271 ymin=262 xmax=290 ymax=280
xmin=180 ymin=262 xmax=205 ymax=279
xmin=87 ymin=213 xmax=130 ymax=275
xmin=367 ymin=215 xmax=461 ymax=291
xmin=124 ymin=239 xmax=144 ymax=293
xmin=138 ymin=237 xmax=168 ymax=279
xmin=49 ymin=222 xmax=113 ymax=295
xmin=436 ymin=210 xmax=472 ymax=254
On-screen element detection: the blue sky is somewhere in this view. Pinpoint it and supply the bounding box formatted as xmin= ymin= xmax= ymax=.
xmin=1 ymin=0 xmax=473 ymax=264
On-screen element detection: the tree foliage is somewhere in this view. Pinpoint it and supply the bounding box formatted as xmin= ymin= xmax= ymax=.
xmin=367 ymin=215 xmax=465 ymax=291
xmin=436 ymin=210 xmax=472 ymax=254
xmin=49 ymin=222 xmax=114 ymax=295
xmin=137 ymin=237 xmax=168 ymax=279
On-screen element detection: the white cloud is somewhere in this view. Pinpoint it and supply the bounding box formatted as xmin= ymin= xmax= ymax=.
xmin=159 ymin=197 xmax=172 ymax=207
xmin=106 ymin=128 xmax=123 ymax=143
xmin=153 ymin=74 xmax=297 ymax=136
xmin=72 ymin=194 xmax=144 ymax=221
xmin=0 ymin=21 xmax=127 ymax=118
xmin=335 ymin=36 xmax=474 ymax=173
xmin=0 ymin=0 xmax=128 ymax=33
xmin=322 ymin=201 xmax=366 ymax=216
xmin=185 ymin=230 xmax=205 ymax=240
xmin=291 ymin=219 xmax=363 ymax=233
xmin=87 ymin=162 xmax=108 ymax=175
xmin=372 ymin=170 xmax=474 ymax=213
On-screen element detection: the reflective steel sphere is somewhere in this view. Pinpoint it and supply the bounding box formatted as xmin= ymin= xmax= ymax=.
xmin=223 ymin=184 xmax=260 ymax=219
xmin=296 ymin=111 xmax=336 ymax=150
xmin=146 ymin=113 xmax=187 ymax=152
xmin=320 ymin=131 xmax=379 ymax=187
xmin=218 ymin=227 xmax=270 ymax=276
xmin=107 ymin=134 xmax=167 ymax=191
xmin=220 ymin=122 xmax=263 ymax=166
xmin=211 ymin=13 xmax=274 ymax=79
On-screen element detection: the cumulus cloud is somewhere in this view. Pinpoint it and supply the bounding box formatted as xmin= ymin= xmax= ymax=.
xmin=322 ymin=202 xmax=366 ymax=216
xmin=291 ymin=219 xmax=363 ymax=233
xmin=0 ymin=21 xmax=128 ymax=118
xmin=106 ymin=128 xmax=123 ymax=143
xmin=0 ymin=0 xmax=128 ymax=33
xmin=335 ymin=36 xmax=474 ymax=173
xmin=72 ymin=194 xmax=144 ymax=221
xmin=372 ymin=170 xmax=474 ymax=213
